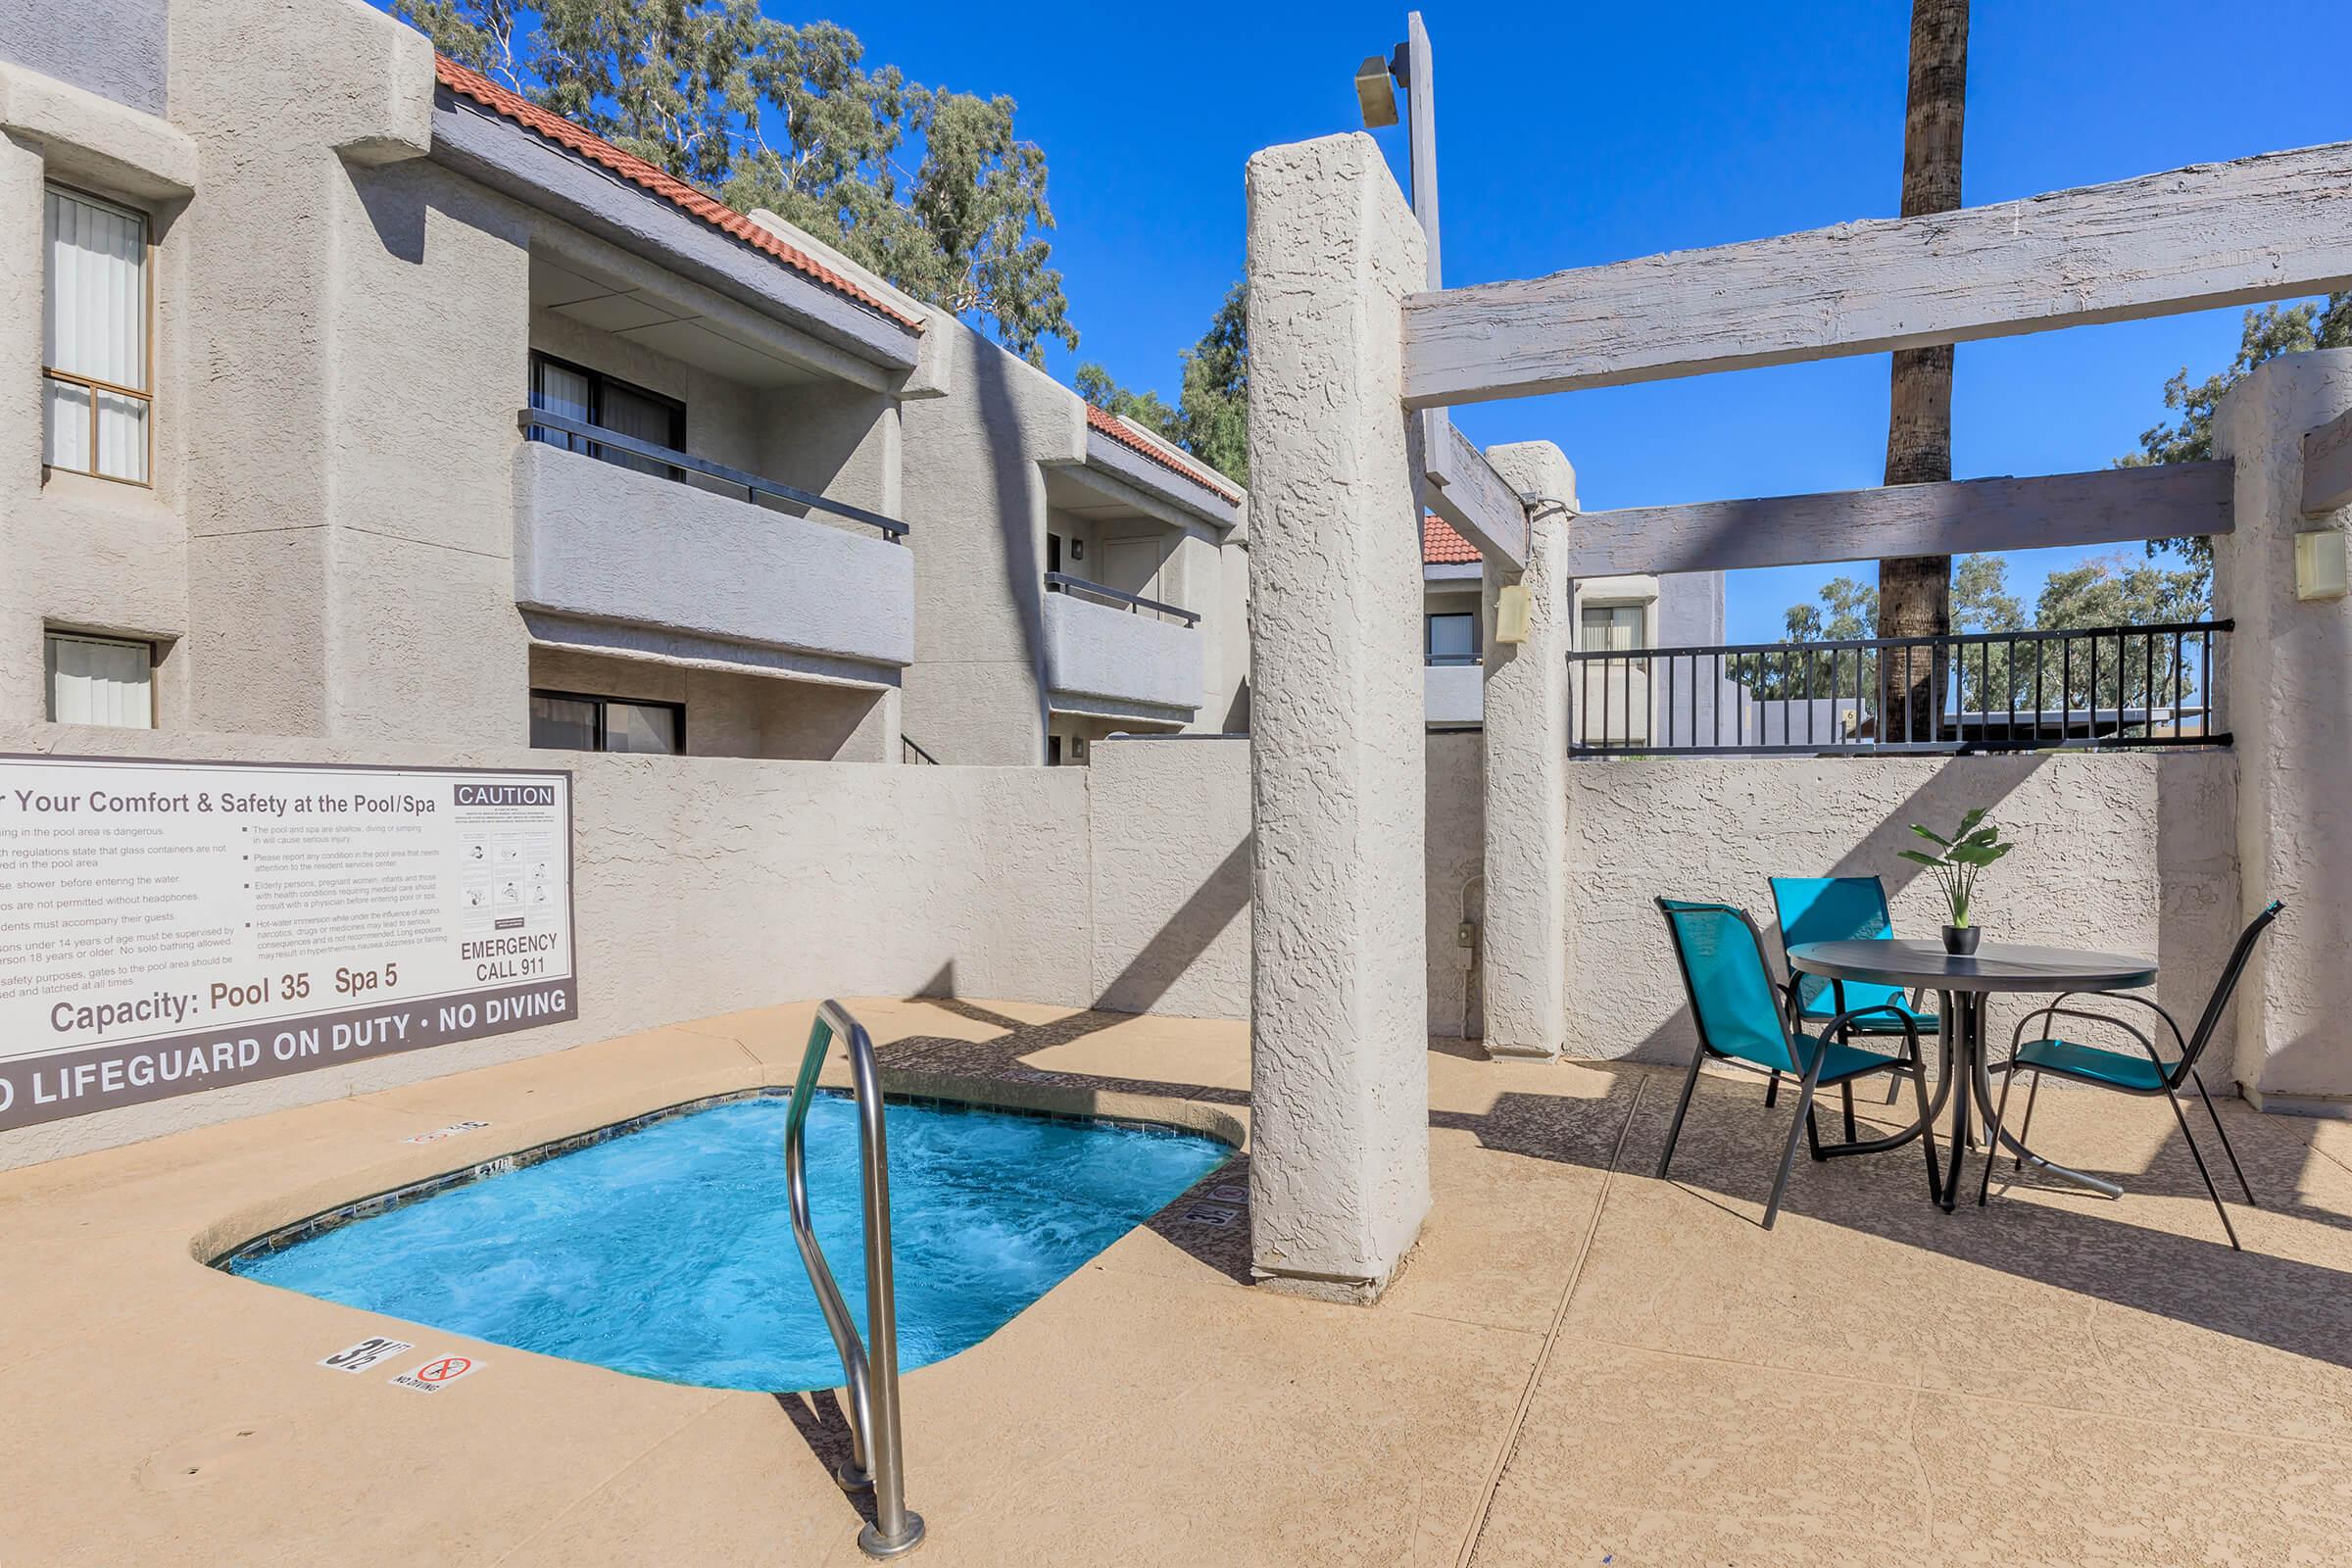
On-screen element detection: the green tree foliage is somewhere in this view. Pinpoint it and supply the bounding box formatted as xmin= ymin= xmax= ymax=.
xmin=1741 ymin=552 xmax=2211 ymax=721
xmin=1072 ymin=283 xmax=1250 ymax=485
xmin=398 ymin=0 xmax=1077 ymax=364
xmin=2119 ymin=293 xmax=2352 ymax=586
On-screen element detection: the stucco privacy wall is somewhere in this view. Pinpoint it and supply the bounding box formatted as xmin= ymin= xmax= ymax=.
xmin=1559 ymin=753 xmax=2242 ymax=1066
xmin=0 ymin=724 xmax=1086 ymax=1170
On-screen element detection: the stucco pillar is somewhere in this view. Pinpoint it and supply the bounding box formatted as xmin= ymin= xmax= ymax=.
xmin=2214 ymin=349 xmax=2352 ymax=1114
xmin=1242 ymin=133 xmax=1430 ymax=1302
xmin=1477 ymin=443 xmax=1577 ymax=1058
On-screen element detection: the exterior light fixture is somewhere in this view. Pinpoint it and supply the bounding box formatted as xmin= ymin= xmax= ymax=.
xmin=2295 ymin=528 xmax=2347 ymax=601
xmin=1354 ymin=55 xmax=1398 ymax=127
xmin=1493 ymin=583 xmax=1532 ymax=644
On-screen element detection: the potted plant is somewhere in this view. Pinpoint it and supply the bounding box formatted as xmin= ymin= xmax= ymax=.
xmin=1899 ymin=807 xmax=2016 ymax=956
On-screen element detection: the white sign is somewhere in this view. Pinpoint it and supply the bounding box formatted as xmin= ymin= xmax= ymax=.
xmin=320 ymin=1337 xmax=416 ymax=1374
xmin=0 ymin=757 xmax=576 ymax=1131
xmin=390 ymin=1354 xmax=482 ymax=1393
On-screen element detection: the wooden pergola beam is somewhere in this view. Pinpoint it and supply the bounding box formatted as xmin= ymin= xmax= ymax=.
xmin=1423 ymin=415 xmax=1529 ymax=569
xmin=1562 ymin=461 xmax=2232 ymax=578
xmin=1401 ymin=141 xmax=2352 ymax=409
xmin=2307 ymin=407 xmax=2352 ymax=516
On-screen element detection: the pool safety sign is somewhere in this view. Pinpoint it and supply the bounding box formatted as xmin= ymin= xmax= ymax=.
xmin=0 ymin=756 xmax=576 ymax=1132
xmin=390 ymin=1354 xmax=482 ymax=1394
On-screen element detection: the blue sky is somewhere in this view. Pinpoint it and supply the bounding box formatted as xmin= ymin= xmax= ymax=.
xmin=777 ymin=0 xmax=2335 ymax=638
xmin=427 ymin=1 xmax=2339 ymax=638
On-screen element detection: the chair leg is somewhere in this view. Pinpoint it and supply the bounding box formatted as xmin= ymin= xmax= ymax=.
xmin=2189 ymin=1069 xmax=2257 ymax=1206
xmin=1763 ymin=1070 xmax=1781 ymax=1108
xmin=1764 ymin=1073 xmax=1823 ymax=1230
xmin=2013 ymin=1071 xmax=2041 ymax=1171
xmin=1980 ymin=1063 xmax=2019 ymax=1207
xmin=1841 ymin=1080 xmax=1858 ymax=1143
xmin=2163 ymin=1084 xmax=2242 ymax=1251
xmin=1899 ymin=1034 xmax=1943 ymax=1205
xmin=1657 ymin=1047 xmax=1709 ymax=1180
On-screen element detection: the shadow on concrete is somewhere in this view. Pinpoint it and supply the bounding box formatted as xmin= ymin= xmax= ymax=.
xmin=768 ymin=1390 xmax=880 ymax=1532
xmin=875 ymin=1000 xmax=2352 ymax=1371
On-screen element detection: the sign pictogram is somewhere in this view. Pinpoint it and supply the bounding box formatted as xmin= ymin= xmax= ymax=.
xmin=389 ymin=1353 xmax=483 ymax=1393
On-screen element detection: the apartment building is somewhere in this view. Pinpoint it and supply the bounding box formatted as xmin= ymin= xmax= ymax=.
xmin=1421 ymin=516 xmax=1736 ymax=740
xmin=0 ymin=0 xmax=1246 ymax=767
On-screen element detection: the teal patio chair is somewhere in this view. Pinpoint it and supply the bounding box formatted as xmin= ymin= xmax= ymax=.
xmin=1655 ymin=898 xmax=1941 ymax=1229
xmin=1768 ymin=875 xmax=1938 ymax=1129
xmin=1982 ymin=900 xmax=2281 ymax=1249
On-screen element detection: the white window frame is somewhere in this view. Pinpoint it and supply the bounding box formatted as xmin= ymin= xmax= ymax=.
xmin=42 ymin=183 xmax=154 ymax=488
xmin=44 ymin=631 xmax=156 ymax=729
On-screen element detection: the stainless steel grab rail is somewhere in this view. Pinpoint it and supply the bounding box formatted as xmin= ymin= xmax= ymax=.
xmin=785 ymin=1001 xmax=924 ymax=1558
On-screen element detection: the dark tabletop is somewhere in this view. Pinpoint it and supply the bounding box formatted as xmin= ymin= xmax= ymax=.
xmin=1787 ymin=938 xmax=2156 ymax=994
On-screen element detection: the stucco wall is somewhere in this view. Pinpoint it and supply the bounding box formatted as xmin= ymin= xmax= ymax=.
xmin=1424 ymin=663 xmax=1483 ymax=725
xmin=513 ymin=441 xmax=914 ymax=672
xmin=0 ymin=722 xmax=1092 ymax=1170
xmin=0 ymin=0 xmax=169 ymax=115
xmin=1042 ymin=590 xmax=1202 ymax=713
xmin=1561 ymin=752 xmax=2241 ymax=1066
xmin=1088 ymin=737 xmax=1250 ymax=1015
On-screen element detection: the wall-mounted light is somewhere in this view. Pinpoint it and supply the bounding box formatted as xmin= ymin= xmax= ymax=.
xmin=1070 ymin=539 xmax=1084 ymax=562
xmin=1493 ymin=583 xmax=1532 ymax=645
xmin=1354 ymin=53 xmax=1398 ymax=128
xmin=2295 ymin=529 xmax=2347 ymax=601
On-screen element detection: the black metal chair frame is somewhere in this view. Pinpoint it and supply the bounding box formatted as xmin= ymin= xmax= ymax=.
xmin=1978 ymin=900 xmax=2282 ymax=1250
xmin=1767 ymin=877 xmax=1935 ymax=1119
xmin=1655 ymin=899 xmax=1945 ymax=1229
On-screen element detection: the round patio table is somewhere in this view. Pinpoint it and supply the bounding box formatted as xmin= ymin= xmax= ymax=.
xmin=1787 ymin=938 xmax=2156 ymax=1212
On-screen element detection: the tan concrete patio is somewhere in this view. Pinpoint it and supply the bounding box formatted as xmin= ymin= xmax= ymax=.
xmin=4 ymin=998 xmax=2351 ymax=1565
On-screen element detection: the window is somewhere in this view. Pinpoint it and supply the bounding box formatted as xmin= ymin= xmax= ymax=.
xmin=1580 ymin=604 xmax=1645 ymax=653
xmin=46 ymin=633 xmax=153 ymax=728
xmin=43 ymin=186 xmax=151 ymax=484
xmin=529 ymin=690 xmax=683 ymax=755
xmin=1426 ymin=612 xmax=1479 ymax=665
xmin=527 ymin=353 xmax=684 ymax=479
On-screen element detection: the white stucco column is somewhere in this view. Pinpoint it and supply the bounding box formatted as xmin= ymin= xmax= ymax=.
xmin=1476 ymin=443 xmax=1578 ymax=1058
xmin=1242 ymin=133 xmax=1430 ymax=1301
xmin=2214 ymin=349 xmax=2352 ymax=1114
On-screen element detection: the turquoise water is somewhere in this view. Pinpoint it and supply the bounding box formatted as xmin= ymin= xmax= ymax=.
xmin=228 ymin=1096 xmax=1228 ymax=1391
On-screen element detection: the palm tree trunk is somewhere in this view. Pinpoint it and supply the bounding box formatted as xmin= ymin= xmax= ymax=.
xmin=1879 ymin=0 xmax=1969 ymax=744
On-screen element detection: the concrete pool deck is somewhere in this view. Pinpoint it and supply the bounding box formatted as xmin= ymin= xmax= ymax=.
xmin=6 ymin=999 xmax=2352 ymax=1565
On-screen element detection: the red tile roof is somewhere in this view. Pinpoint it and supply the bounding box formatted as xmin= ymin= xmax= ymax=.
xmin=433 ymin=56 xmax=923 ymax=332
xmin=1085 ymin=403 xmax=1244 ymax=505
xmin=1424 ymin=514 xmax=1479 ymax=564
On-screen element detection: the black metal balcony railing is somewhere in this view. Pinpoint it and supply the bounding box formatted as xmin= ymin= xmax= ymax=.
xmin=1566 ymin=620 xmax=2232 ymax=757
xmin=1044 ymin=571 xmax=1200 ymax=626
xmin=519 ymin=408 xmax=908 ymax=540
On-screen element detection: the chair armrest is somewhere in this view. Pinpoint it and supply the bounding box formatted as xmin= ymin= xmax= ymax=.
xmin=2008 ymin=1004 xmax=2168 ymax=1074
xmin=1820 ymin=1002 xmax=1919 ymax=1051
xmin=2062 ymin=990 xmax=2189 ymax=1058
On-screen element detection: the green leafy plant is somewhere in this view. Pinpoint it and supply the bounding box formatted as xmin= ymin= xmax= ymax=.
xmin=1897 ymin=807 xmax=2016 ymax=929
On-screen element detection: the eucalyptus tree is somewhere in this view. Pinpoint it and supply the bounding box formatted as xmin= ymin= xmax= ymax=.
xmin=398 ymin=0 xmax=1077 ymax=363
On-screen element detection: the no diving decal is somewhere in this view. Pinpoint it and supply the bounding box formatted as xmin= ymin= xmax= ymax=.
xmin=390 ymin=1355 xmax=482 ymax=1394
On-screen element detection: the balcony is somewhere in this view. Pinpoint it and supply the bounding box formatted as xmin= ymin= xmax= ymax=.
xmin=1042 ymin=574 xmax=1201 ymax=717
xmin=1424 ymin=661 xmax=1483 ymax=725
xmin=513 ymin=411 xmax=913 ymax=678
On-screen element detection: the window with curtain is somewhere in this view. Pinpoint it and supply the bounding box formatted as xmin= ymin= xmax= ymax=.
xmin=44 ymin=186 xmax=150 ymax=485
xmin=527 ymin=353 xmax=683 ymax=480
xmin=528 ymin=690 xmax=682 ymax=756
xmin=46 ymin=633 xmax=153 ymax=728
xmin=1426 ymin=612 xmax=1479 ymax=665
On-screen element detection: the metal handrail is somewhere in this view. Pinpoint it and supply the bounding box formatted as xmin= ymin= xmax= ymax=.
xmin=1043 ymin=570 xmax=1200 ymax=625
xmin=518 ymin=408 xmax=909 ymax=540
xmin=784 ymin=1001 xmax=924 ymax=1558
xmin=901 ymin=736 xmax=941 ymax=765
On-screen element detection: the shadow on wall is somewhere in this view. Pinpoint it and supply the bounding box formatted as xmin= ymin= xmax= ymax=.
xmin=1606 ymin=755 xmax=2054 ymax=1065
xmin=964 ymin=341 xmax=1050 ymax=762
xmin=1093 ymin=837 xmax=1250 ymax=1015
